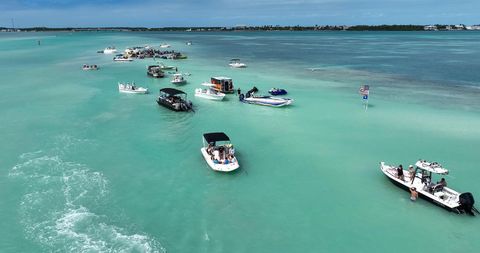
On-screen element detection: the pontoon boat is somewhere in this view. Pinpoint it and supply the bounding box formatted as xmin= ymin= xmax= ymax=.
xmin=156 ymin=88 xmax=193 ymax=112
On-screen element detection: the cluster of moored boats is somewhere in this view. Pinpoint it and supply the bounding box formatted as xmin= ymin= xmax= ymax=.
xmin=87 ymin=42 xmax=478 ymax=216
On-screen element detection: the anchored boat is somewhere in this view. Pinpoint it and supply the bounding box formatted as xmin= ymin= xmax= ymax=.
xmin=171 ymin=74 xmax=187 ymax=85
xmin=202 ymin=77 xmax=235 ymax=94
xmin=194 ymin=87 xmax=225 ymax=101
xmin=103 ymin=46 xmax=117 ymax=54
xmin=201 ymin=132 xmax=239 ymax=172
xmin=156 ymin=88 xmax=193 ymax=112
xmin=268 ymin=88 xmax=287 ymax=95
xmin=239 ymin=87 xmax=293 ymax=107
xmin=118 ymin=82 xmax=148 ymax=94
xmin=380 ymin=160 xmax=478 ymax=215
xmin=229 ymin=58 xmax=247 ymax=68
xmin=82 ymin=64 xmax=98 ymax=70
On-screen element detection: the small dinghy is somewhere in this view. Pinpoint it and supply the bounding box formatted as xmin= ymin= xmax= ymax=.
xmin=239 ymin=87 xmax=293 ymax=107
xmin=201 ymin=132 xmax=240 ymax=172
xmin=82 ymin=64 xmax=98 ymax=70
xmin=268 ymin=88 xmax=287 ymax=95
xmin=380 ymin=160 xmax=479 ymax=215
xmin=171 ymin=73 xmax=187 ymax=85
xmin=118 ymin=82 xmax=148 ymax=94
xmin=160 ymin=43 xmax=171 ymax=48
xmin=195 ymin=87 xmax=225 ymax=101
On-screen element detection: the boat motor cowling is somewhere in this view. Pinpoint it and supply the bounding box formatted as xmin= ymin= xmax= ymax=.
xmin=459 ymin=192 xmax=476 ymax=216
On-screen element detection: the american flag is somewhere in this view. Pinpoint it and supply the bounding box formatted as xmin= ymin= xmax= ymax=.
xmin=359 ymin=85 xmax=370 ymax=96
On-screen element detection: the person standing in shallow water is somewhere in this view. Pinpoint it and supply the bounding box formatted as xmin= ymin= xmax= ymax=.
xmin=410 ymin=187 xmax=418 ymax=201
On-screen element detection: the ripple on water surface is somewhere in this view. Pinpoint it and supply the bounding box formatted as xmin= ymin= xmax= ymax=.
xmin=9 ymin=136 xmax=165 ymax=253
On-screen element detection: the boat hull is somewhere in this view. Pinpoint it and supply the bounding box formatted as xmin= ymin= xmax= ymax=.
xmin=380 ymin=162 xmax=461 ymax=214
xmin=241 ymin=96 xmax=293 ymax=107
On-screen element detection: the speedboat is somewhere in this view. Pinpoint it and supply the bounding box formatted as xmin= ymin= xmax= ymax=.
xmin=113 ymin=54 xmax=133 ymax=62
xmin=268 ymin=88 xmax=287 ymax=95
xmin=160 ymin=43 xmax=171 ymax=48
xmin=202 ymin=77 xmax=235 ymax=93
xmin=201 ymin=132 xmax=239 ymax=172
xmin=186 ymin=41 xmax=192 ymax=45
xmin=380 ymin=160 xmax=478 ymax=215
xmin=147 ymin=65 xmax=165 ymax=78
xmin=118 ymin=82 xmax=148 ymax=94
xmin=103 ymin=46 xmax=117 ymax=54
xmin=195 ymin=87 xmax=225 ymax=101
xmin=82 ymin=64 xmax=98 ymax=70
xmin=157 ymin=62 xmax=175 ymax=70
xmin=156 ymin=88 xmax=193 ymax=112
xmin=171 ymin=74 xmax=187 ymax=85
xmin=239 ymin=87 xmax=293 ymax=107
xmin=229 ymin=58 xmax=247 ymax=68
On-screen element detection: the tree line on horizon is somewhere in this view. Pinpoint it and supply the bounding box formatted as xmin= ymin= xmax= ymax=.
xmin=1 ymin=24 xmax=477 ymax=32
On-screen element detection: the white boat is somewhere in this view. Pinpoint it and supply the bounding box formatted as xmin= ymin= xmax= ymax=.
xmin=201 ymin=132 xmax=239 ymax=172
xmin=195 ymin=87 xmax=225 ymax=100
xmin=113 ymin=54 xmax=133 ymax=62
xmin=118 ymin=82 xmax=148 ymax=94
xmin=103 ymin=46 xmax=117 ymax=54
xmin=157 ymin=62 xmax=175 ymax=70
xmin=239 ymin=87 xmax=293 ymax=107
xmin=160 ymin=43 xmax=171 ymax=48
xmin=229 ymin=58 xmax=247 ymax=68
xmin=380 ymin=160 xmax=478 ymax=215
xmin=171 ymin=74 xmax=186 ymax=85
xmin=82 ymin=64 xmax=98 ymax=70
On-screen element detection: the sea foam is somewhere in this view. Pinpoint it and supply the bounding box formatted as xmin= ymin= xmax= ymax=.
xmin=9 ymin=136 xmax=165 ymax=253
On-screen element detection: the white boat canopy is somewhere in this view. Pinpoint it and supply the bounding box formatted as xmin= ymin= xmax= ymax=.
xmin=415 ymin=160 xmax=449 ymax=175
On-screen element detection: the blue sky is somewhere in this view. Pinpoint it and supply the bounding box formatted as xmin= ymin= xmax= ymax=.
xmin=1 ymin=0 xmax=479 ymax=27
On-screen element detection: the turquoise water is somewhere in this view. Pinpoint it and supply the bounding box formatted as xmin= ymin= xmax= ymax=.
xmin=1 ymin=31 xmax=480 ymax=252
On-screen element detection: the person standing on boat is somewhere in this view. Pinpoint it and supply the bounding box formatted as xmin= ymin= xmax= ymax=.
xmin=397 ymin=165 xmax=405 ymax=181
xmin=410 ymin=187 xmax=418 ymax=201
xmin=408 ymin=165 xmax=415 ymax=182
xmin=229 ymin=145 xmax=235 ymax=156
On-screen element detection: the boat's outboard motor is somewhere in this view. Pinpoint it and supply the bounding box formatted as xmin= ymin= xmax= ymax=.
xmin=458 ymin=192 xmax=476 ymax=216
xmin=245 ymin=87 xmax=258 ymax=98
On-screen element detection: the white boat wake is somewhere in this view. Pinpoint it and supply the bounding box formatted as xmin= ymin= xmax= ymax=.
xmin=9 ymin=136 xmax=165 ymax=253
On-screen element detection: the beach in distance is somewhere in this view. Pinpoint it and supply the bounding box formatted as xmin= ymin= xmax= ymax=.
xmin=0 ymin=30 xmax=479 ymax=252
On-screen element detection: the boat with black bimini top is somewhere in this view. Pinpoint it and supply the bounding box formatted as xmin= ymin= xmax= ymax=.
xmin=171 ymin=74 xmax=187 ymax=85
xmin=156 ymin=88 xmax=193 ymax=112
xmin=201 ymin=132 xmax=239 ymax=172
xmin=380 ymin=160 xmax=478 ymax=215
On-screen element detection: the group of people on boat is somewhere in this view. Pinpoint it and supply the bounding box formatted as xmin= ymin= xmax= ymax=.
xmin=120 ymin=82 xmax=137 ymax=90
xmin=206 ymin=143 xmax=236 ymax=165
xmin=395 ymin=164 xmax=448 ymax=201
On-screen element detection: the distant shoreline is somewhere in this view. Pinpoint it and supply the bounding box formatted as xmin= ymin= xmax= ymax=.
xmin=1 ymin=25 xmax=479 ymax=32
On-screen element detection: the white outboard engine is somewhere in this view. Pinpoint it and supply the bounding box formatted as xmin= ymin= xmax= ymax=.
xmin=459 ymin=192 xmax=477 ymax=216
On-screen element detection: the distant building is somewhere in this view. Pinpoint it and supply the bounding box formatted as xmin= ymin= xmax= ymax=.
xmin=424 ymin=25 xmax=438 ymax=31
